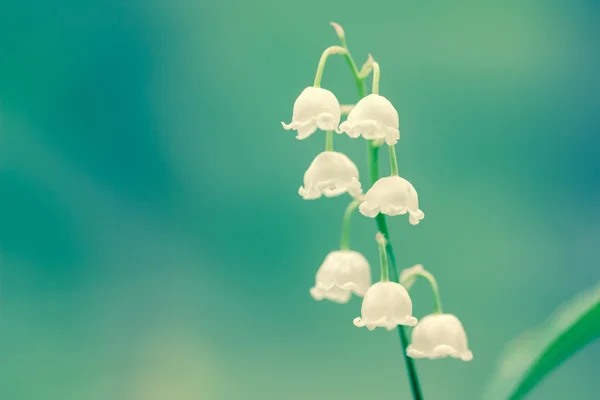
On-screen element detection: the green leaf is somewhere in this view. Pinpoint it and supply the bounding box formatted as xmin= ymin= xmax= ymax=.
xmin=484 ymin=281 xmax=600 ymax=400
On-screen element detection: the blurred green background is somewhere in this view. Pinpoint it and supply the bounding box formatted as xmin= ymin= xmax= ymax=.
xmin=1 ymin=0 xmax=599 ymax=399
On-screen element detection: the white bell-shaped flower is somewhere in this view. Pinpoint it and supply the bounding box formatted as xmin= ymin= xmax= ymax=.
xmin=282 ymin=87 xmax=341 ymax=140
xmin=310 ymin=250 xmax=372 ymax=304
xmin=359 ymin=175 xmax=424 ymax=224
xmin=407 ymin=313 xmax=473 ymax=361
xmin=338 ymin=94 xmax=400 ymax=145
xmin=353 ymin=281 xmax=417 ymax=330
xmin=299 ymin=151 xmax=362 ymax=199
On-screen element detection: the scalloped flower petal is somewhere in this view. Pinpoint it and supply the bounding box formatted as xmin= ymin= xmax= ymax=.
xmin=353 ymin=281 xmax=417 ymax=330
xmin=407 ymin=313 xmax=473 ymax=361
xmin=299 ymin=152 xmax=362 ymax=200
xmin=338 ymin=94 xmax=400 ymax=145
xmin=282 ymin=87 xmax=341 ymax=139
xmin=310 ymin=250 xmax=371 ymax=304
xmin=359 ymin=175 xmax=424 ymax=224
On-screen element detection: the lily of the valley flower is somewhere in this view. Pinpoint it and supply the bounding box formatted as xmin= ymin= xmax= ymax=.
xmin=282 ymin=87 xmax=342 ymax=140
xmin=338 ymin=94 xmax=400 ymax=145
xmin=310 ymin=250 xmax=371 ymax=304
xmin=299 ymin=151 xmax=362 ymax=199
xmin=353 ymin=281 xmax=418 ymax=330
xmin=407 ymin=313 xmax=473 ymax=361
xmin=359 ymin=175 xmax=424 ymax=224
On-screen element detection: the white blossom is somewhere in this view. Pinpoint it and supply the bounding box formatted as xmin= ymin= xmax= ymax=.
xmin=310 ymin=250 xmax=371 ymax=304
xmin=299 ymin=151 xmax=362 ymax=199
xmin=359 ymin=175 xmax=424 ymax=224
xmin=338 ymin=94 xmax=400 ymax=145
xmin=282 ymin=87 xmax=341 ymax=140
xmin=407 ymin=313 xmax=473 ymax=361
xmin=353 ymin=281 xmax=417 ymax=330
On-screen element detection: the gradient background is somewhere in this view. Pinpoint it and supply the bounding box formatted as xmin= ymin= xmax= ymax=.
xmin=1 ymin=1 xmax=599 ymax=399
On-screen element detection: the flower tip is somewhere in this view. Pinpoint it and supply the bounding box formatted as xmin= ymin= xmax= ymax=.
xmin=461 ymin=351 xmax=474 ymax=361
xmin=406 ymin=346 xmax=421 ymax=359
xmin=309 ymin=287 xmax=324 ymax=301
xmin=409 ymin=211 xmax=425 ymax=225
xmin=330 ymin=22 xmax=345 ymax=39
xmin=298 ymin=186 xmax=318 ymax=200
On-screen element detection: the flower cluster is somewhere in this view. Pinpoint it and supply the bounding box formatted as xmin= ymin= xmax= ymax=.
xmin=282 ymin=23 xmax=472 ymax=364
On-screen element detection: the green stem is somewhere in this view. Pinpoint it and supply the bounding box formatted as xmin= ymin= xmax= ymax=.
xmin=388 ymin=145 xmax=399 ymax=176
xmin=339 ymin=46 xmax=364 ymax=98
xmin=337 ymin=30 xmax=424 ymax=400
xmin=376 ymin=233 xmax=389 ymax=281
xmin=325 ymin=130 xmax=334 ymax=152
xmin=314 ymin=46 xmax=346 ymax=88
xmin=372 ymin=61 xmax=380 ymax=94
xmin=340 ymin=198 xmax=361 ymax=250
xmin=401 ymin=269 xmax=443 ymax=314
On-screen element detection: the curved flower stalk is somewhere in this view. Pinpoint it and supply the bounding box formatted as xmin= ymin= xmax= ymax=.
xmin=399 ymin=264 xmax=424 ymax=290
xmin=310 ymin=250 xmax=371 ymax=303
xmin=354 ymin=234 xmax=418 ymax=330
xmin=399 ymin=264 xmax=443 ymax=314
xmin=299 ymin=151 xmax=362 ymax=199
xmin=282 ymin=46 xmax=346 ymax=139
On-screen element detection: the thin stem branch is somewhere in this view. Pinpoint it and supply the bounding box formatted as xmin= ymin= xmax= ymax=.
xmin=372 ymin=61 xmax=381 ymax=94
xmin=340 ymin=198 xmax=361 ymax=250
xmin=314 ymin=46 xmax=347 ymax=88
xmin=325 ymin=131 xmax=334 ymax=151
xmin=376 ymin=233 xmax=389 ymax=281
xmin=401 ymin=269 xmax=443 ymax=314
xmin=388 ymin=145 xmax=399 ymax=176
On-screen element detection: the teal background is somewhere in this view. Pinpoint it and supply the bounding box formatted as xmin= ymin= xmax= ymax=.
xmin=1 ymin=0 xmax=599 ymax=399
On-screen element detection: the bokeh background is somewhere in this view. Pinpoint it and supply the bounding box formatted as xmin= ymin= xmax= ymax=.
xmin=1 ymin=0 xmax=599 ymax=399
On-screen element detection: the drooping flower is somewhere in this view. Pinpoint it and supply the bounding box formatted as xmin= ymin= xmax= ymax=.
xmin=353 ymin=281 xmax=418 ymax=330
xmin=407 ymin=313 xmax=473 ymax=361
xmin=338 ymin=94 xmax=400 ymax=145
xmin=310 ymin=250 xmax=371 ymax=304
xmin=282 ymin=87 xmax=341 ymax=140
xmin=359 ymin=175 xmax=424 ymax=224
xmin=299 ymin=151 xmax=362 ymax=199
